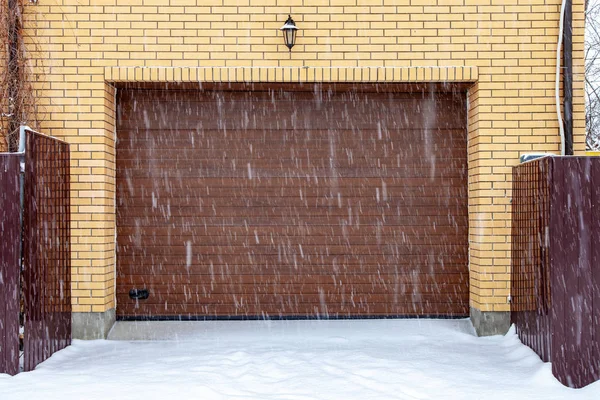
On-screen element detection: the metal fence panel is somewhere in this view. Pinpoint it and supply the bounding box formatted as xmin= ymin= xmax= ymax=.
xmin=592 ymin=161 xmax=600 ymax=389
xmin=512 ymin=156 xmax=600 ymax=388
xmin=510 ymin=157 xmax=551 ymax=361
xmin=550 ymin=158 xmax=599 ymax=387
xmin=549 ymin=159 xmax=567 ymax=384
xmin=22 ymin=130 xmax=71 ymax=372
xmin=0 ymin=154 xmax=21 ymax=376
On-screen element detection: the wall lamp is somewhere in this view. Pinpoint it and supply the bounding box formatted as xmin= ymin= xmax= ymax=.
xmin=280 ymin=15 xmax=298 ymax=51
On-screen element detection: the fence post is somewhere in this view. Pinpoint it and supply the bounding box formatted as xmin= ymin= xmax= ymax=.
xmin=0 ymin=155 xmax=22 ymax=376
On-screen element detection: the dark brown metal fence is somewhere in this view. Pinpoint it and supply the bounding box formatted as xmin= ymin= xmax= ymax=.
xmin=23 ymin=130 xmax=71 ymax=372
xmin=0 ymin=154 xmax=21 ymax=376
xmin=511 ymin=158 xmax=552 ymax=361
xmin=0 ymin=129 xmax=71 ymax=375
xmin=511 ymin=156 xmax=600 ymax=388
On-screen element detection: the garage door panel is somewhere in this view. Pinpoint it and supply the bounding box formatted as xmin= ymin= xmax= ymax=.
xmin=116 ymin=292 xmax=469 ymax=306
xmin=117 ymin=88 xmax=463 ymax=103
xmin=116 ymin=131 xmax=467 ymax=148
xmin=117 ymin=216 xmax=468 ymax=229
xmin=117 ymin=196 xmax=466 ymax=209
xmin=120 ymin=205 xmax=467 ymax=218
xmin=117 ymin=186 xmax=465 ymax=199
xmin=118 ymin=233 xmax=468 ymax=247
xmin=119 ymin=111 xmax=463 ymax=131
xmin=117 ymin=253 xmax=467 ymax=266
xmin=118 ymin=268 xmax=469 ymax=282
xmin=118 ymin=177 xmax=467 ymax=190
xmin=118 ymin=261 xmax=468 ymax=275
xmin=119 ymin=271 xmax=469 ymax=287
xmin=119 ymin=169 xmax=466 ymax=180
xmin=119 ymin=243 xmax=467 ymax=255
xmin=116 ymin=88 xmax=469 ymax=318
xmin=117 ymin=303 xmax=468 ymax=318
xmin=117 ymin=282 xmax=468 ymax=296
xmin=116 ymin=154 xmax=468 ymax=165
xmin=117 ymin=127 xmax=468 ymax=139
xmin=117 ymin=159 xmax=467 ymax=174
xmin=117 ymin=225 xmax=465 ymax=236
xmin=117 ymin=147 xmax=468 ymax=161
xmin=119 ymin=273 xmax=468 ymax=287
xmin=118 ymin=95 xmax=465 ymax=131
xmin=118 ymin=272 xmax=467 ymax=287
xmin=118 ymin=264 xmax=468 ymax=277
xmin=118 ymin=207 xmax=469 ymax=219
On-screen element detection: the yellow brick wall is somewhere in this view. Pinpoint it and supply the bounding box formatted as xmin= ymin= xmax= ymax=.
xmin=22 ymin=0 xmax=587 ymax=315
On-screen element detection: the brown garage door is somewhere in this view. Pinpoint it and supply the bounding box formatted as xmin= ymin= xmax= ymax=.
xmin=116 ymin=84 xmax=469 ymax=319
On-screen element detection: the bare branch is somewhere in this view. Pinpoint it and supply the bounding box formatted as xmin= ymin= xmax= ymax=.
xmin=585 ymin=0 xmax=600 ymax=150
xmin=0 ymin=0 xmax=40 ymax=152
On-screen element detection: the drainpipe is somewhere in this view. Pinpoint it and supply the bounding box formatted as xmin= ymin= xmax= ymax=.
xmin=557 ymin=0 xmax=574 ymax=156
xmin=563 ymin=0 xmax=573 ymax=155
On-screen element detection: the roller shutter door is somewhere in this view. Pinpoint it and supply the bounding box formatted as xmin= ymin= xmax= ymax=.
xmin=116 ymin=85 xmax=469 ymax=319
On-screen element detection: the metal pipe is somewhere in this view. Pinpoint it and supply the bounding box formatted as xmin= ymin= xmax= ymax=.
xmin=17 ymin=125 xmax=26 ymax=329
xmin=18 ymin=125 xmax=28 ymax=153
xmin=563 ymin=0 xmax=573 ymax=155
xmin=556 ymin=0 xmax=568 ymax=155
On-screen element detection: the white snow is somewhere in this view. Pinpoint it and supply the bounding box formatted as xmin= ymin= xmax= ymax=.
xmin=1 ymin=319 xmax=598 ymax=400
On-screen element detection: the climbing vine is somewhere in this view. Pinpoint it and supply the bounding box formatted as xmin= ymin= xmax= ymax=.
xmin=1 ymin=0 xmax=38 ymax=152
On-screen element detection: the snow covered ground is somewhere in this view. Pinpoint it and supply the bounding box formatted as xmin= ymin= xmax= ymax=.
xmin=0 ymin=319 xmax=598 ymax=399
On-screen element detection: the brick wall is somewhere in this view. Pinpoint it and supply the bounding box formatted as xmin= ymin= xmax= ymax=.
xmin=23 ymin=0 xmax=587 ymax=316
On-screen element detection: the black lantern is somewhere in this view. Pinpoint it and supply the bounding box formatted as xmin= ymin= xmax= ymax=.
xmin=280 ymin=15 xmax=298 ymax=51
